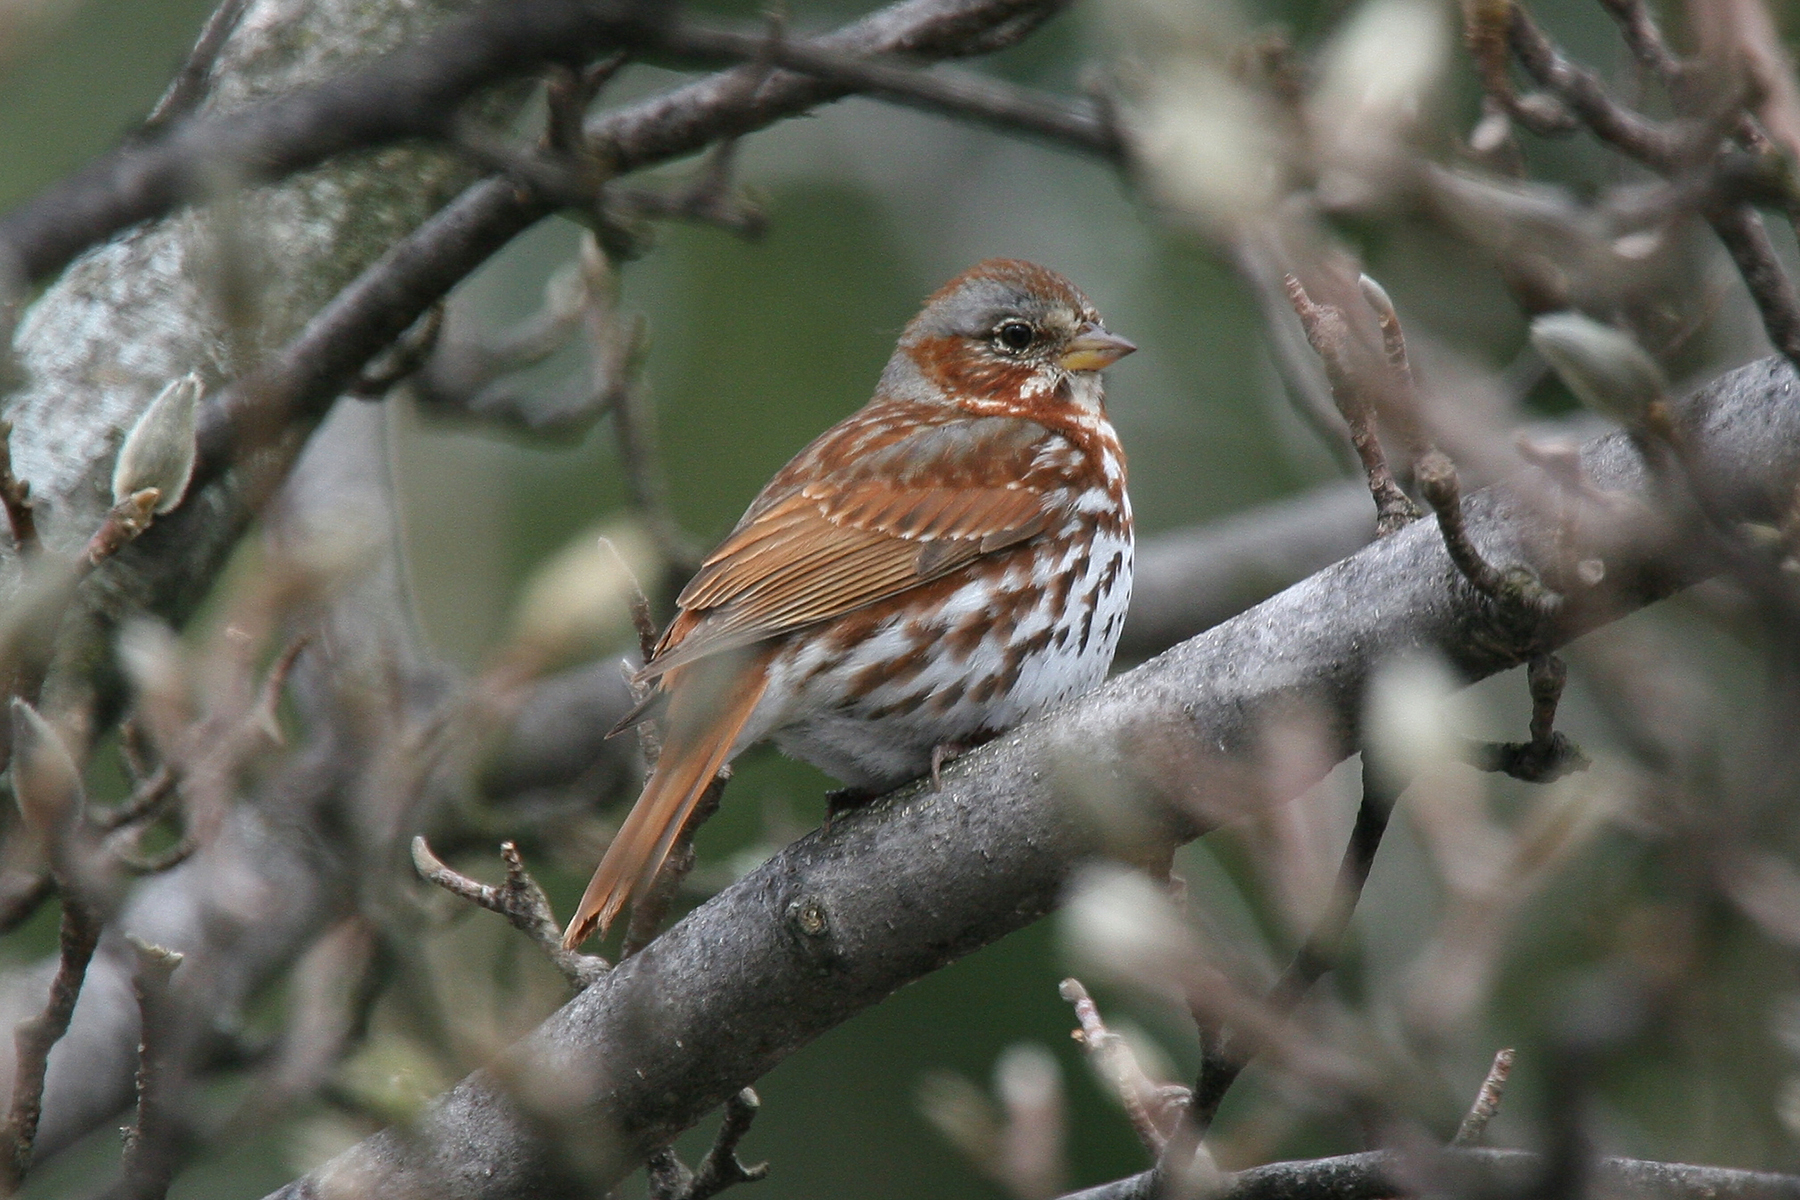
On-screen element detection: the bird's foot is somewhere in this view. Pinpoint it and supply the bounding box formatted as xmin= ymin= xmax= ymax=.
xmin=930 ymin=742 xmax=968 ymax=792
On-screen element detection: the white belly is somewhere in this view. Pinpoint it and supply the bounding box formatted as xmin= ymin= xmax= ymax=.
xmin=753 ymin=526 xmax=1134 ymax=790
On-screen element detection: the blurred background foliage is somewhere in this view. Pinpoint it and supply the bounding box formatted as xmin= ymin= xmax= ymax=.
xmin=3 ymin=0 xmax=1800 ymax=1196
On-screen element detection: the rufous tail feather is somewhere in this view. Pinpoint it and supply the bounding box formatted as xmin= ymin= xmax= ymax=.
xmin=562 ymin=657 xmax=769 ymax=948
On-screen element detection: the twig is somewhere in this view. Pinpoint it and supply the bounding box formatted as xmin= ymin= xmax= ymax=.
xmin=1594 ymin=0 xmax=1685 ymax=84
xmin=1460 ymin=653 xmax=1590 ymax=782
xmin=610 ymin=141 xmax=768 ymax=241
xmin=1502 ymin=2 xmax=1800 ymax=369
xmin=1416 ymin=449 xmax=1561 ymax=620
xmin=83 ymin=488 xmax=163 ymax=566
xmin=1282 ymin=275 xmax=1420 ymax=537
xmin=247 ymin=636 xmax=311 ymax=748
xmin=411 ymin=272 xmax=595 ymax=436
xmin=141 ymin=0 xmax=255 ymax=132
xmin=1452 ymin=1048 xmax=1517 ymax=1146
xmin=117 ymin=834 xmax=200 ymax=876
xmin=0 ymin=0 xmax=1109 ymax=289
xmin=348 ymin=302 xmax=446 ymax=398
xmin=0 ymin=873 xmax=53 ymax=936
xmin=681 ymin=1089 xmax=770 ymax=1200
xmin=113 ymin=939 xmax=187 ymax=1200
xmin=582 ymin=240 xmax=703 ymax=577
xmin=90 ymin=764 xmax=178 ymax=833
xmin=1528 ymin=651 xmax=1569 ymax=748
xmin=1355 ymin=273 xmax=1434 ymax=464
xmin=1706 ymin=205 xmax=1800 ymax=365
xmin=0 ymin=422 xmax=37 ymax=556
xmin=0 ymin=896 xmax=101 ymax=1189
xmin=545 ymin=55 xmax=631 ymax=156
xmin=1461 ymin=0 xmax=1579 ymax=135
xmin=1059 ymin=978 xmax=1186 ymax=1156
xmin=411 ymin=836 xmax=608 ymax=989
xmin=1505 ymin=5 xmax=1681 ymax=170
xmin=1056 ymin=1147 xmax=1800 ymax=1200
xmin=605 ymin=534 xmax=659 ymax=665
xmin=1188 ymin=756 xmax=1401 ymax=1134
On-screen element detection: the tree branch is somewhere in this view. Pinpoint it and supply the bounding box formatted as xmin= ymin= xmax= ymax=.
xmin=262 ymin=356 xmax=1800 ymax=1199
xmin=0 ymin=0 xmax=1089 ymax=289
xmin=1057 ymin=1147 xmax=1800 ymax=1200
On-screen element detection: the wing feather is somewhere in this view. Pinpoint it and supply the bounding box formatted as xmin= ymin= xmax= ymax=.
xmin=641 ymin=415 xmax=1069 ymax=681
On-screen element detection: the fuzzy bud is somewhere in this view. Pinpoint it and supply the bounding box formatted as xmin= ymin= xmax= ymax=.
xmin=112 ymin=373 xmax=201 ymax=514
xmin=10 ymin=699 xmax=82 ymax=833
xmin=1364 ymin=653 xmax=1458 ymax=789
xmin=1530 ymin=312 xmax=1666 ymax=423
xmin=1061 ymin=864 xmax=1205 ymax=997
xmin=507 ymin=523 xmax=653 ymax=668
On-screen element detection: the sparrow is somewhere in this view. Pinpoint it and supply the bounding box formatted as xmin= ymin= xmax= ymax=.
xmin=565 ymin=258 xmax=1135 ymax=947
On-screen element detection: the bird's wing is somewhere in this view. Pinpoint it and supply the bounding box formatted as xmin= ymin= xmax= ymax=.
xmin=638 ymin=414 xmax=1065 ymax=681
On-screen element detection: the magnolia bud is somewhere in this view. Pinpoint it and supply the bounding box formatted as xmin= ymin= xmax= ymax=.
xmin=507 ymin=523 xmax=653 ymax=668
xmin=1530 ymin=312 xmax=1666 ymax=422
xmin=10 ymin=699 xmax=82 ymax=833
xmin=1061 ymin=864 xmax=1204 ymax=995
xmin=1364 ymin=653 xmax=1458 ymax=789
xmin=112 ymin=373 xmax=202 ymax=514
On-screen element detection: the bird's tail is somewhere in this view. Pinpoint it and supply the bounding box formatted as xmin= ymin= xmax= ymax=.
xmin=562 ymin=652 xmax=770 ymax=949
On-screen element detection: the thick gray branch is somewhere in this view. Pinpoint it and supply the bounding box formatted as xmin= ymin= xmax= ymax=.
xmin=1119 ymin=481 xmax=1373 ymax=658
xmin=1059 ymin=1148 xmax=1800 ymax=1200
xmin=263 ymin=357 xmax=1800 ymax=1199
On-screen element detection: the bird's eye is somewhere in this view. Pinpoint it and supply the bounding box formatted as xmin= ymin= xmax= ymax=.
xmin=995 ymin=321 xmax=1035 ymax=353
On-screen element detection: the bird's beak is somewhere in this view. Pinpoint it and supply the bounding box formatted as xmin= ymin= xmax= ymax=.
xmin=1059 ymin=324 xmax=1137 ymax=372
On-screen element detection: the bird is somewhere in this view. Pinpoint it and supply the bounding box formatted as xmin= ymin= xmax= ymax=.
xmin=563 ymin=258 xmax=1136 ymax=948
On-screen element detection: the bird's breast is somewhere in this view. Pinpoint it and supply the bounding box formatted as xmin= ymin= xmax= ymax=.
xmin=753 ymin=515 xmax=1134 ymax=790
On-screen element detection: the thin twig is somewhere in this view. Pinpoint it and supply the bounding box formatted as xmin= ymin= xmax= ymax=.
xmin=0 ymin=896 xmax=101 ymax=1189
xmin=1706 ymin=204 xmax=1800 ymax=366
xmin=141 ymin=0 xmax=254 ymax=132
xmin=1506 ymin=5 xmax=1681 ymax=170
xmin=1188 ymin=756 xmax=1401 ymax=1134
xmin=1282 ymin=275 xmax=1420 ymax=537
xmin=686 ymin=1089 xmax=771 ymax=1200
xmin=1594 ymin=0 xmax=1685 ymax=84
xmin=1460 ymin=654 xmax=1589 ymax=782
xmin=0 ymin=873 xmax=53 ymax=936
xmin=610 ymin=141 xmax=768 ymax=241
xmin=646 ymin=1088 xmax=769 ymax=1200
xmin=114 ymin=939 xmax=187 ymax=1200
xmin=411 ymin=836 xmax=608 ymax=988
xmin=0 ymin=421 xmax=37 ymax=556
xmin=90 ymin=764 xmax=178 ymax=833
xmin=1461 ymin=0 xmax=1579 ymax=135
xmin=1060 ymin=978 xmax=1186 ymax=1155
xmin=83 ymin=489 xmax=163 ymax=566
xmin=1417 ymin=449 xmax=1561 ymax=620
xmin=1355 ymin=273 xmax=1434 ymax=465
xmin=1452 ymin=1048 xmax=1517 ymax=1146
xmin=116 ymin=834 xmax=200 ymax=876
xmin=583 ymin=241 xmax=702 ymax=577
xmin=348 ymin=303 xmax=446 ymax=398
